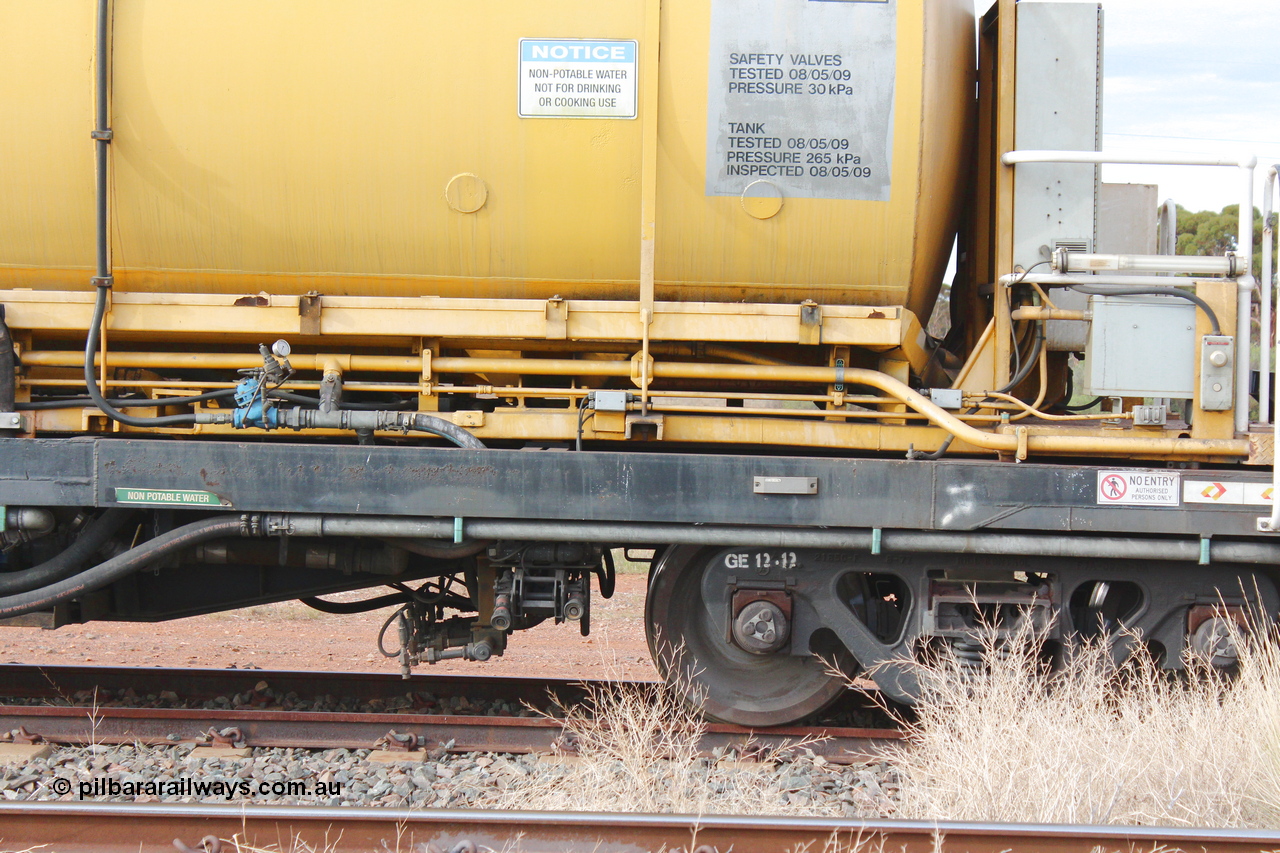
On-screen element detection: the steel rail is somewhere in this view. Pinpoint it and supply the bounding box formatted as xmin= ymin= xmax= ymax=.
xmin=0 ymin=664 xmax=898 ymax=762
xmin=0 ymin=704 xmax=898 ymax=763
xmin=0 ymin=663 xmax=601 ymax=706
xmin=5 ymin=802 xmax=1280 ymax=853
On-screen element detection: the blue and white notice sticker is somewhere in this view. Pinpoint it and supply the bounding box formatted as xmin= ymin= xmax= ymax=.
xmin=519 ymin=39 xmax=638 ymax=119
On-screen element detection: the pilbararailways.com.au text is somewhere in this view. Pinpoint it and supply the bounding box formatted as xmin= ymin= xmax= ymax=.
xmin=48 ymin=776 xmax=345 ymax=800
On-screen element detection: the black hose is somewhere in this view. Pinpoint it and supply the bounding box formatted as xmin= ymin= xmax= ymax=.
xmin=20 ymin=389 xmax=235 ymax=411
xmin=84 ymin=289 xmax=202 ymax=426
xmin=408 ymin=413 xmax=485 ymax=449
xmin=909 ymin=431 xmax=958 ymax=461
xmin=998 ymin=317 xmax=1044 ymax=394
xmin=1069 ymin=284 xmax=1222 ymax=336
xmin=301 ymin=592 xmax=410 ymax=614
xmin=598 ymin=548 xmax=616 ymax=599
xmin=0 ymin=306 xmax=14 ymax=417
xmin=0 ymin=509 xmax=134 ymax=595
xmin=1062 ymin=396 xmax=1104 ymax=412
xmin=0 ymin=515 xmax=246 ymax=618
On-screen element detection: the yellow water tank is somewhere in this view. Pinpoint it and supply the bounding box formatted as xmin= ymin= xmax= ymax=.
xmin=0 ymin=0 xmax=973 ymax=320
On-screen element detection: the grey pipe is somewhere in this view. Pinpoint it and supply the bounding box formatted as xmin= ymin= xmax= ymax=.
xmin=384 ymin=538 xmax=489 ymax=559
xmin=10 ymin=512 xmax=1278 ymax=621
xmin=5 ymin=508 xmax=56 ymax=536
xmin=198 ymin=409 xmax=484 ymax=449
xmin=262 ymin=514 xmax=1280 ymax=566
xmin=93 ymin=0 xmax=110 ymax=286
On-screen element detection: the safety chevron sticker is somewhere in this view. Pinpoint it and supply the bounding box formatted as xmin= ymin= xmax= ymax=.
xmin=1184 ymin=480 xmax=1275 ymax=506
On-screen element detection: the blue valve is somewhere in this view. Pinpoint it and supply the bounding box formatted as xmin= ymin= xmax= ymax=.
xmin=231 ymin=376 xmax=279 ymax=430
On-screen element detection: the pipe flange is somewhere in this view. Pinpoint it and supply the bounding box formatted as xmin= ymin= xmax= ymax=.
xmin=732 ymin=600 xmax=790 ymax=655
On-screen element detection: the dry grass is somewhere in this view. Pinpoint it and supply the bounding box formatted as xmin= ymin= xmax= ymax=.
xmin=475 ymin=676 xmax=837 ymax=816
xmin=887 ymin=617 xmax=1280 ymax=828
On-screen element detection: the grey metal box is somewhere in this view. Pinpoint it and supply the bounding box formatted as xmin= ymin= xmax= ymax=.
xmin=1085 ymin=294 xmax=1196 ymax=398
xmin=1012 ymin=2 xmax=1102 ymax=276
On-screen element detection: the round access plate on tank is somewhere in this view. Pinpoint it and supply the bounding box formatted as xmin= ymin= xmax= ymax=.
xmin=740 ymin=180 xmax=784 ymax=220
xmin=445 ymin=173 xmax=488 ymax=213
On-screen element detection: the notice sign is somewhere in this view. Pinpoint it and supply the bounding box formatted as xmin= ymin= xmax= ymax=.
xmin=1096 ymin=471 xmax=1180 ymax=506
xmin=705 ymin=0 xmax=896 ymax=201
xmin=114 ymin=487 xmax=227 ymax=507
xmin=519 ymin=39 xmax=638 ymax=119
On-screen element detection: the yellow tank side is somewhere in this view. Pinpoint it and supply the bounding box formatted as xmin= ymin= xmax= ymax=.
xmin=0 ymin=0 xmax=973 ymax=308
xmin=0 ymin=0 xmax=96 ymax=277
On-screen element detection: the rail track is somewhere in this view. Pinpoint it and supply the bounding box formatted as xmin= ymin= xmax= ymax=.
xmin=5 ymin=801 xmax=1280 ymax=853
xmin=0 ymin=664 xmax=900 ymax=762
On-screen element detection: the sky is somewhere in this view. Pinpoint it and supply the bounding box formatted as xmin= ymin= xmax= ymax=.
xmin=936 ymin=0 xmax=1277 ymax=284
xmin=982 ymin=0 xmax=1280 ymax=214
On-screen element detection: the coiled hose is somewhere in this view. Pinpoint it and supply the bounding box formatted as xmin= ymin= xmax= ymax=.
xmin=0 ymin=515 xmax=247 ymax=619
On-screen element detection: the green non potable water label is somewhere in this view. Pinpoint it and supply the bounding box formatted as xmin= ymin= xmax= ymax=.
xmin=114 ymin=487 xmax=226 ymax=507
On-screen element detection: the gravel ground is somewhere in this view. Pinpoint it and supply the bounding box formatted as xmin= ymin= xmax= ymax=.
xmin=0 ymin=743 xmax=900 ymax=817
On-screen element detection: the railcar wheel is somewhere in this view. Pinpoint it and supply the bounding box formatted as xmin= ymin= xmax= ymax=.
xmin=645 ymin=545 xmax=848 ymax=726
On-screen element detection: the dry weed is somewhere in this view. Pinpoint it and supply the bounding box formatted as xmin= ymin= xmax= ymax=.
xmin=474 ymin=676 xmax=836 ymax=816
xmin=887 ymin=613 xmax=1280 ymax=828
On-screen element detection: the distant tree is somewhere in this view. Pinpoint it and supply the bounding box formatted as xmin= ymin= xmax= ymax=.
xmin=1176 ymin=203 xmax=1266 ymax=277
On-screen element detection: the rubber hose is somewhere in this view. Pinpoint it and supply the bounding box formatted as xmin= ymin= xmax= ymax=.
xmin=304 ymin=589 xmax=472 ymax=614
xmin=0 ymin=515 xmax=246 ymax=618
xmin=385 ymin=538 xmax=489 ymax=559
xmin=301 ymin=592 xmax=410 ymax=614
xmin=409 ymin=413 xmax=486 ymax=449
xmin=598 ymin=548 xmax=616 ymax=599
xmin=0 ymin=509 xmax=134 ymax=595
xmin=0 ymin=305 xmax=14 ymax=416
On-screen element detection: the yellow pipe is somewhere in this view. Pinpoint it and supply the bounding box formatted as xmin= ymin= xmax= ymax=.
xmin=1010 ymin=306 xmax=1087 ymax=321
xmin=439 ymin=358 xmax=1246 ymax=455
xmin=25 ymin=351 xmax=420 ymax=372
xmin=22 ymin=349 xmax=1250 ymax=457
